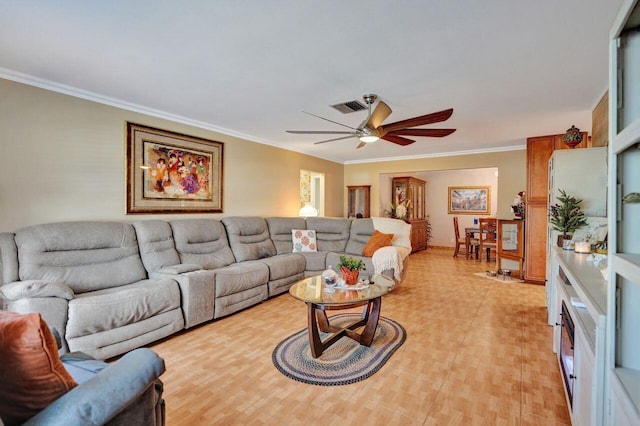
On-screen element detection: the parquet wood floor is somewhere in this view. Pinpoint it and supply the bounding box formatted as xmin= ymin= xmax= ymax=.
xmin=149 ymin=248 xmax=570 ymax=425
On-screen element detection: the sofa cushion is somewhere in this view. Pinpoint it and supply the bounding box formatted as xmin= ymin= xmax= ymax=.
xmin=260 ymin=253 xmax=306 ymax=280
xmin=291 ymin=229 xmax=317 ymax=252
xmin=65 ymin=278 xmax=181 ymax=340
xmin=170 ymin=219 xmax=236 ymax=268
xmin=133 ymin=220 xmax=181 ymax=273
xmin=266 ymin=217 xmax=306 ymax=254
xmin=345 ymin=218 xmax=375 ymax=255
xmin=0 ymin=311 xmax=77 ymax=426
xmin=221 ymin=217 xmax=276 ymax=262
xmin=213 ymin=261 xmax=269 ymax=297
xmin=362 ymin=230 xmax=394 ymax=257
xmin=299 ymin=251 xmax=328 ymax=272
xmin=14 ymin=222 xmax=148 ymax=293
xmin=305 ymin=217 xmax=351 ymax=252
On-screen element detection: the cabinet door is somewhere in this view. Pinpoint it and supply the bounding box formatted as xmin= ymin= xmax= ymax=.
xmin=525 ymin=203 xmax=548 ymax=283
xmin=573 ymin=328 xmax=595 ymax=426
xmin=527 ymin=136 xmax=555 ymax=203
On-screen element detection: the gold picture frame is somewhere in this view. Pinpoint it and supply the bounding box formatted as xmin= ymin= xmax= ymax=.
xmin=448 ymin=186 xmax=490 ymax=214
xmin=126 ymin=123 xmax=223 ymax=214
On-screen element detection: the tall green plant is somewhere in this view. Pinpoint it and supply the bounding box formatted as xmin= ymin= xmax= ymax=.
xmin=548 ymin=189 xmax=588 ymax=237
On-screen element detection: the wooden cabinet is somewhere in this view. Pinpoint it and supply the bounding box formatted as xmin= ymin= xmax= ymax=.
xmin=347 ymin=185 xmax=370 ymax=218
xmin=392 ymin=176 xmax=427 ymax=252
xmin=525 ymin=132 xmax=590 ymax=283
xmin=497 ymin=219 xmax=524 ymax=279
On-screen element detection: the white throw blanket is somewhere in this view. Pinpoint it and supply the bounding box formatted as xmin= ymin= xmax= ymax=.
xmin=372 ymin=245 xmax=411 ymax=280
xmin=371 ymin=217 xmax=412 ymax=280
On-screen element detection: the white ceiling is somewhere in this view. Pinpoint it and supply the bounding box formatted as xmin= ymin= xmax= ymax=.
xmin=0 ymin=0 xmax=623 ymax=164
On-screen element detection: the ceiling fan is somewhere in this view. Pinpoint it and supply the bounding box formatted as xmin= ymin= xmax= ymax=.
xmin=286 ymin=94 xmax=456 ymax=149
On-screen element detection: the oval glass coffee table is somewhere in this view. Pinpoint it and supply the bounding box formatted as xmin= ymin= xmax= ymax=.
xmin=289 ymin=275 xmax=390 ymax=358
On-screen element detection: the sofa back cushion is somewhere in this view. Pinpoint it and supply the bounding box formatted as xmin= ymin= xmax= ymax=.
xmin=133 ymin=220 xmax=181 ymax=273
xmin=14 ymin=222 xmax=148 ymax=293
xmin=170 ymin=219 xmax=236 ymax=269
xmin=265 ymin=217 xmax=306 ymax=254
xmin=345 ymin=218 xmax=375 ymax=255
xmin=305 ymin=217 xmax=351 ymax=253
xmin=0 ymin=232 xmax=19 ymax=285
xmin=221 ymin=217 xmax=276 ymax=262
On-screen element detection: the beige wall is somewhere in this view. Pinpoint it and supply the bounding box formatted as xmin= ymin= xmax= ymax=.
xmin=344 ymin=149 xmax=527 ymax=228
xmin=0 ymin=79 xmax=343 ymax=232
xmin=0 ymin=78 xmax=526 ymax=235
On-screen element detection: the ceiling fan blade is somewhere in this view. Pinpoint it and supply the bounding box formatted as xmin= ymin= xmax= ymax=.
xmin=381 ymin=108 xmax=454 ymax=134
xmin=286 ymin=130 xmax=354 ymax=135
xmin=388 ymin=128 xmax=457 ymax=137
xmin=313 ymin=135 xmax=357 ymax=145
xmin=366 ymin=101 xmax=392 ymax=129
xmin=356 ymin=141 xmax=367 ymax=149
xmin=381 ymin=134 xmax=415 ymax=146
xmin=302 ymin=111 xmax=356 ymax=130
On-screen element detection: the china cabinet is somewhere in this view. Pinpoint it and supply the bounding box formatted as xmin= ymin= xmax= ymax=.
xmin=607 ymin=0 xmax=640 ymax=423
xmin=496 ymin=219 xmax=524 ymax=279
xmin=391 ymin=176 xmax=427 ymax=252
xmin=346 ymin=185 xmax=370 ymax=218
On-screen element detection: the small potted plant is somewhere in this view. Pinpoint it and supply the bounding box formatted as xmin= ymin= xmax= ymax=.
xmin=337 ymin=255 xmax=366 ymax=285
xmin=549 ymin=189 xmax=588 ymax=247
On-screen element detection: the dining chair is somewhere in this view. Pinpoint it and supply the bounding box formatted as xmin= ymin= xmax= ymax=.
xmin=453 ymin=217 xmax=478 ymax=259
xmin=478 ymin=217 xmax=497 ymax=261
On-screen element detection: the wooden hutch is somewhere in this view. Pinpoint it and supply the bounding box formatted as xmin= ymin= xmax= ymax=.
xmin=392 ymin=176 xmax=427 ymax=252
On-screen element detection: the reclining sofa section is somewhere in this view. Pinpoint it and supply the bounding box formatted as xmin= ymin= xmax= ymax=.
xmin=0 ymin=216 xmax=410 ymax=359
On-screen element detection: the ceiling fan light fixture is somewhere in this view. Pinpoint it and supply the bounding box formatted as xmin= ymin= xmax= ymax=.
xmin=359 ymin=135 xmax=379 ymax=143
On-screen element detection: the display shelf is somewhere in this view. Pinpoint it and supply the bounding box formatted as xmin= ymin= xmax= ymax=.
xmin=612 ymin=116 xmax=640 ymax=154
xmin=613 ymin=253 xmax=640 ymax=280
xmin=613 ymin=368 xmax=640 ymax=415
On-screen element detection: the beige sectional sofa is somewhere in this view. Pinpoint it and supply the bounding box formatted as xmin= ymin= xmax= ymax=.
xmin=0 ymin=216 xmax=410 ymax=360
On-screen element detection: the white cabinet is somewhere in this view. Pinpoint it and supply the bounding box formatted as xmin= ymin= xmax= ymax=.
xmin=607 ymin=0 xmax=640 ymax=424
xmin=550 ymin=248 xmax=607 ymax=425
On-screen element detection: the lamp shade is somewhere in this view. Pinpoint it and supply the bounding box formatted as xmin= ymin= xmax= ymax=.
xmin=299 ymin=203 xmax=318 ymax=217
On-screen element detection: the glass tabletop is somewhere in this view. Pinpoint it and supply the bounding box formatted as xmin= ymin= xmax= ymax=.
xmin=289 ymin=275 xmax=389 ymax=306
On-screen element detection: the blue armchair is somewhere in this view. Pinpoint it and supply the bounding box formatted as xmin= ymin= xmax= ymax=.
xmin=25 ymin=348 xmax=166 ymax=426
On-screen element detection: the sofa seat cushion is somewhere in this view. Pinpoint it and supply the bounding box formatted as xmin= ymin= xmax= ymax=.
xmin=0 ymin=311 xmax=77 ymax=426
xmin=213 ymin=261 xmax=269 ymax=298
xmin=65 ymin=278 xmax=181 ymax=340
xmin=260 ymin=253 xmax=306 ymax=281
xmin=300 ymin=251 xmax=328 ymax=272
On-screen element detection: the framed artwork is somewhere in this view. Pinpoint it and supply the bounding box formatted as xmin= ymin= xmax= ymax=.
xmin=126 ymin=122 xmax=223 ymax=214
xmin=448 ymin=186 xmax=490 ymax=214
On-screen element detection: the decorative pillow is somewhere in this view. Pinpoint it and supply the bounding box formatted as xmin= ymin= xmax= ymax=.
xmin=0 ymin=311 xmax=77 ymax=425
xmin=292 ymin=229 xmax=317 ymax=252
xmin=362 ymin=230 xmax=394 ymax=257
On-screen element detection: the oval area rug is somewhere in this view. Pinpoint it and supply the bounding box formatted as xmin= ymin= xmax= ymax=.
xmin=272 ymin=314 xmax=406 ymax=386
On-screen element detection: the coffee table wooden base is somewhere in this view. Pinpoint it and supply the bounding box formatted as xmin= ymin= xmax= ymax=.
xmin=306 ymin=297 xmax=382 ymax=358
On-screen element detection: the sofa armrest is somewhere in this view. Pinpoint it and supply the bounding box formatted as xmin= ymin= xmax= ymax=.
xmin=150 ymin=269 xmax=215 ymax=328
xmin=25 ymin=348 xmax=165 ymax=426
xmin=0 ymin=280 xmax=74 ymax=301
xmin=156 ymin=263 xmax=202 ymax=274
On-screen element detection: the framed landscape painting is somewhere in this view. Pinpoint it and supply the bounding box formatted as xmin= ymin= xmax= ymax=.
xmin=448 ymin=186 xmax=490 ymax=214
xmin=126 ymin=123 xmax=223 ymax=214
